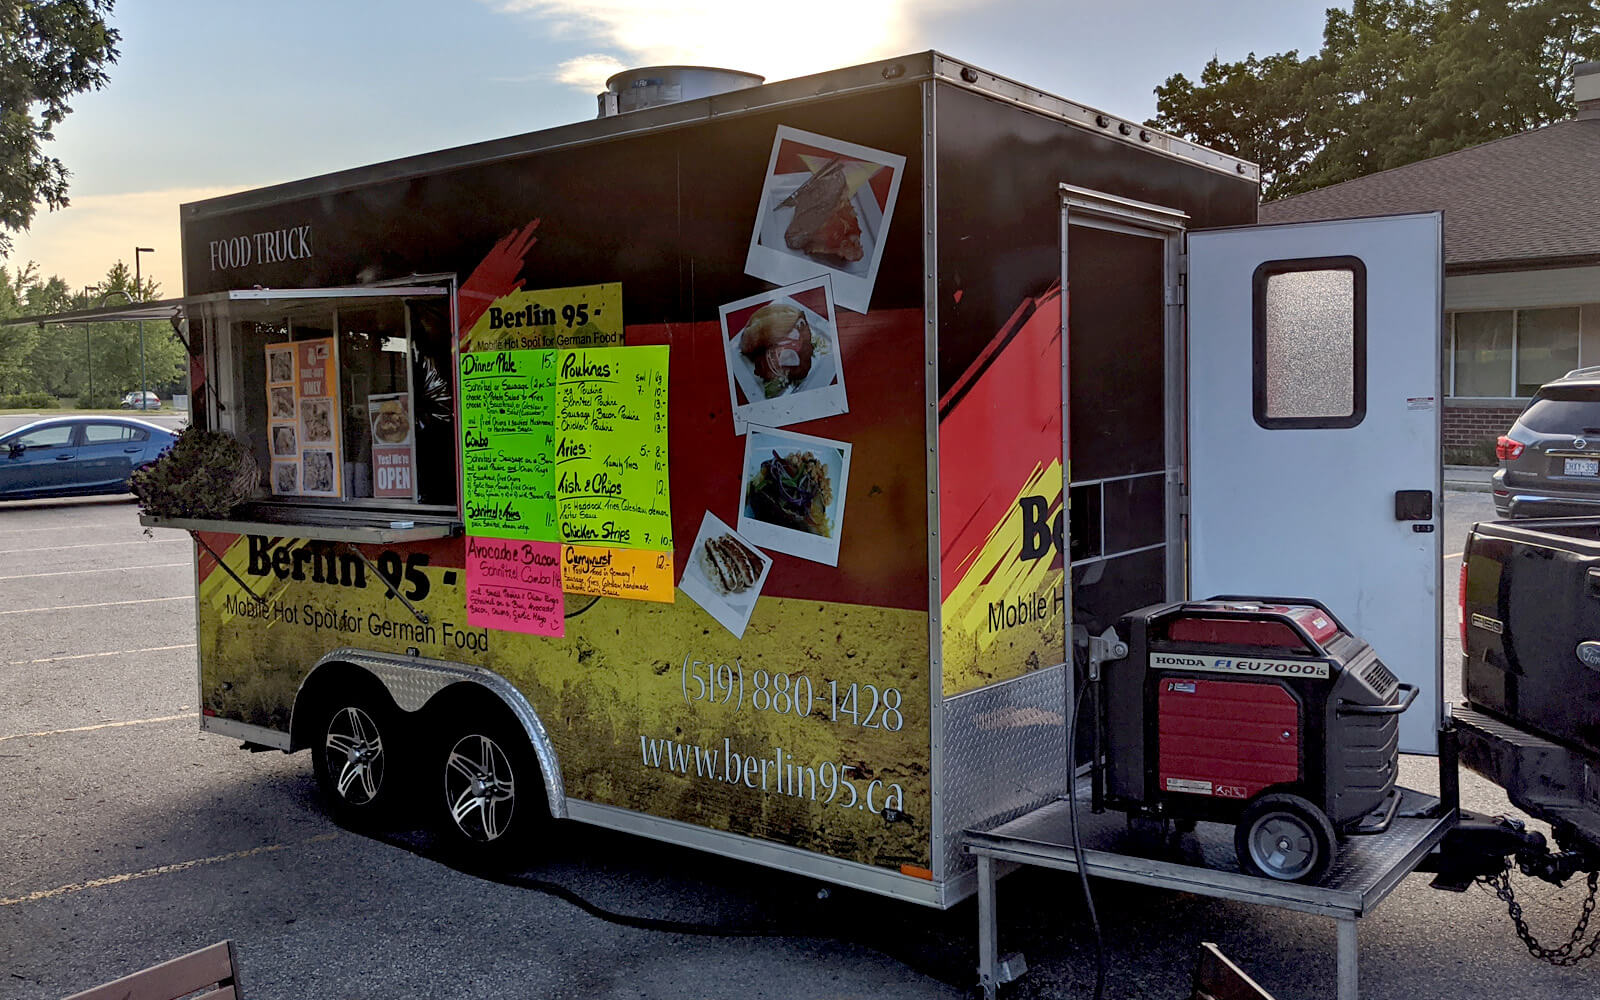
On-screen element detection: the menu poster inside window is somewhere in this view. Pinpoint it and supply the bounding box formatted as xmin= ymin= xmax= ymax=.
xmin=368 ymin=392 xmax=415 ymax=499
xmin=265 ymin=338 xmax=343 ymax=498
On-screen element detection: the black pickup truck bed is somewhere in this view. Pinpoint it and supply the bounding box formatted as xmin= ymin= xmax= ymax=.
xmin=1458 ymin=517 xmax=1600 ymax=852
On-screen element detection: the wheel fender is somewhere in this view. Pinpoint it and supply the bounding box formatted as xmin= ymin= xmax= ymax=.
xmin=291 ymin=648 xmax=568 ymax=819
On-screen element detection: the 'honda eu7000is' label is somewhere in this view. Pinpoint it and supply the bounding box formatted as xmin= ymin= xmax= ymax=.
xmin=1149 ymin=652 xmax=1331 ymax=679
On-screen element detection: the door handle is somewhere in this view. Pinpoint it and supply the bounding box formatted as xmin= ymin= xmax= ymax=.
xmin=54 ymin=453 xmax=74 ymax=460
xmin=123 ymin=446 xmax=142 ymax=453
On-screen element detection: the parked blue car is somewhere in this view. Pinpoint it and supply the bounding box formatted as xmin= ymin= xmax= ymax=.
xmin=0 ymin=417 xmax=177 ymax=500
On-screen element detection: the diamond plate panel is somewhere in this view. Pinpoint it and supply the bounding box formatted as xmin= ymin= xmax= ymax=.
xmin=940 ymin=664 xmax=1069 ymax=880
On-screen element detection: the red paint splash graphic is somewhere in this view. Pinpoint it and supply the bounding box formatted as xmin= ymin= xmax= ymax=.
xmin=457 ymin=219 xmax=541 ymax=339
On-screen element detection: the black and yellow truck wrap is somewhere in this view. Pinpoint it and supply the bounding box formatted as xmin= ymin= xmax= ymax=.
xmin=162 ymin=53 xmax=1258 ymax=906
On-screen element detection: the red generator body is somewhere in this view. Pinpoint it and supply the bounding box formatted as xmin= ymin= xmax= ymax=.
xmin=1100 ymin=598 xmax=1415 ymax=881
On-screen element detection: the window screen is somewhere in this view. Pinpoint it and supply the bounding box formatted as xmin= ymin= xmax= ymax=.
xmin=1252 ymin=257 xmax=1366 ymax=429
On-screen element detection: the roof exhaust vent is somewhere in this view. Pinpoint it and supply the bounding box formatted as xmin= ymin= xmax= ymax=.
xmin=598 ymin=65 xmax=765 ymax=118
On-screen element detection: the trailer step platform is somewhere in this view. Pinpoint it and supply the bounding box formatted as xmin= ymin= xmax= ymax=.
xmin=963 ymin=786 xmax=1454 ymax=1000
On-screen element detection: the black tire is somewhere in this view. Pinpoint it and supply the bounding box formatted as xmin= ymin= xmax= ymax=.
xmin=1235 ymin=793 xmax=1337 ymax=883
xmin=311 ymin=692 xmax=404 ymax=827
xmin=432 ymin=710 xmax=547 ymax=864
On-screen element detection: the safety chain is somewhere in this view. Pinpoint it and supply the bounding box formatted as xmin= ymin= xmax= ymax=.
xmin=1479 ymin=865 xmax=1600 ymax=966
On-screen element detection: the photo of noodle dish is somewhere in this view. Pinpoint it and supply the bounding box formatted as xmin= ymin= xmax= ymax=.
xmin=736 ymin=426 xmax=851 ymax=567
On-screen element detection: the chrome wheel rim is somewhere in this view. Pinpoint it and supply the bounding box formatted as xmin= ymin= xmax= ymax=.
xmin=445 ymin=734 xmax=516 ymax=842
xmin=1248 ymin=813 xmax=1318 ymax=879
xmin=324 ymin=706 xmax=385 ymax=805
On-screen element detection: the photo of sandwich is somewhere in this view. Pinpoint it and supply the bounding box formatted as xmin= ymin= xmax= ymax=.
xmin=271 ymin=425 xmax=296 ymax=457
xmin=273 ymin=462 xmax=298 ymax=495
xmin=745 ymin=126 xmax=905 ymax=314
xmin=678 ymin=512 xmax=772 ymax=638
xmin=269 ymin=386 xmax=295 ymax=419
xmin=736 ymin=426 xmax=852 ymax=566
xmin=719 ymin=276 xmax=848 ymax=433
xmin=368 ymin=393 xmax=412 ymax=445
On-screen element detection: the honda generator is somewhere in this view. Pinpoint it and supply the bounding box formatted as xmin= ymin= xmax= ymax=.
xmin=1095 ymin=598 xmax=1416 ymax=882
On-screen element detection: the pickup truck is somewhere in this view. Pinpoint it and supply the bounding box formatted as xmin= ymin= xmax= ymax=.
xmin=1456 ymin=517 xmax=1600 ymax=863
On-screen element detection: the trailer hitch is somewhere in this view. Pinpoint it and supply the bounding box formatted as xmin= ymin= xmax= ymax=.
xmin=1429 ymin=812 xmax=1600 ymax=965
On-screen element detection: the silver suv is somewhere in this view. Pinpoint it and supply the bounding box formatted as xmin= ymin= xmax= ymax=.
xmin=1494 ymin=369 xmax=1600 ymax=517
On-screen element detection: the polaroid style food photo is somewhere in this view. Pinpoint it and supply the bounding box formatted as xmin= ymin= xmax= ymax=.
xmin=679 ymin=512 xmax=773 ymax=639
xmin=736 ymin=425 xmax=852 ymax=566
xmin=719 ymin=275 xmax=848 ymax=434
xmin=744 ymin=126 xmax=905 ymax=314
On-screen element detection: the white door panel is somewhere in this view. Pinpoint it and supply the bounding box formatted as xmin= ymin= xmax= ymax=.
xmin=1187 ymin=213 xmax=1443 ymax=754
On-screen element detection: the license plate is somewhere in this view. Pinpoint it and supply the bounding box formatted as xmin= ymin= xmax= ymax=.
xmin=1567 ymin=457 xmax=1600 ymax=476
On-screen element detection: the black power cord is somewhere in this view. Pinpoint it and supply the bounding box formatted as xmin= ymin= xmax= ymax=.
xmin=364 ymin=827 xmax=973 ymax=989
xmin=1066 ymin=638 xmax=1108 ymax=1000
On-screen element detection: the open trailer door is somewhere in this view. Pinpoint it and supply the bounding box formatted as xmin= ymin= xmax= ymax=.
xmin=1186 ymin=213 xmax=1443 ymax=754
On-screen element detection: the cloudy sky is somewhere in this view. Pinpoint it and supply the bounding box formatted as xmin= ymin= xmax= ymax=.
xmin=7 ymin=0 xmax=1334 ymax=296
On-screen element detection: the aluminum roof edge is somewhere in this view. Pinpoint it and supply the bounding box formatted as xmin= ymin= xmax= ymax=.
xmin=928 ymin=53 xmax=1259 ymax=183
xmin=2 ymin=285 xmax=448 ymax=327
xmin=183 ymin=51 xmax=1257 ymax=222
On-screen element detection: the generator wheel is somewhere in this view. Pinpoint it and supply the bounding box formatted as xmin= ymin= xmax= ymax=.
xmin=1236 ymin=793 xmax=1336 ymax=883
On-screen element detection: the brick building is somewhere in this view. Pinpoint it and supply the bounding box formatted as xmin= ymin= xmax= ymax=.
xmin=1259 ymin=61 xmax=1600 ymax=462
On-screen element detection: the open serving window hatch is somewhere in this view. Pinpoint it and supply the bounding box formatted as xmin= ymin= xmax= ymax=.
xmin=6 ymin=284 xmax=462 ymax=544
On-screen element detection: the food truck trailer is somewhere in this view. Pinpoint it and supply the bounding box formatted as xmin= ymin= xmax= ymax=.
xmin=18 ymin=52 xmax=1456 ymax=995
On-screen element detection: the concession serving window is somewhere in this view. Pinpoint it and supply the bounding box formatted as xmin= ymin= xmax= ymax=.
xmin=7 ymin=284 xmax=461 ymax=543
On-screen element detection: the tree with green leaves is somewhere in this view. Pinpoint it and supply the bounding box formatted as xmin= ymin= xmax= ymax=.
xmin=1150 ymin=0 xmax=1600 ymax=199
xmin=0 ymin=0 xmax=120 ymax=255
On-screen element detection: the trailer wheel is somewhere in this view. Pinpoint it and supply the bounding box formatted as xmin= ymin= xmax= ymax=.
xmin=311 ymin=695 xmax=402 ymax=826
xmin=433 ymin=711 xmax=546 ymax=861
xmin=1236 ymin=793 xmax=1336 ymax=883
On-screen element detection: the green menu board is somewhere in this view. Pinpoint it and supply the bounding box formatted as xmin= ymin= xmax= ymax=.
xmin=461 ymin=346 xmax=670 ymax=549
xmin=461 ymin=350 xmax=556 ymax=540
xmin=554 ymin=346 xmax=671 ymax=550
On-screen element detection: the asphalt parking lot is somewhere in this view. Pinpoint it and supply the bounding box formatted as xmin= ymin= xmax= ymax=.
xmin=1 ymin=484 xmax=1597 ymax=1000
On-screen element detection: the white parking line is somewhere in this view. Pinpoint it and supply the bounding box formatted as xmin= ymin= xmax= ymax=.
xmin=0 ymin=562 xmax=188 ymax=581
xmin=5 ymin=644 xmax=195 ymax=666
xmin=0 ymin=834 xmax=339 ymax=907
xmin=1444 ymin=551 xmax=1463 ymax=560
xmin=0 ymin=521 xmax=135 ymax=536
xmin=0 ymin=712 xmax=194 ymax=743
xmin=0 ymin=596 xmax=191 ymax=616
xmin=0 ymin=538 xmax=187 ymax=555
